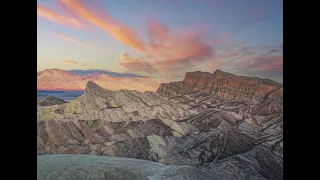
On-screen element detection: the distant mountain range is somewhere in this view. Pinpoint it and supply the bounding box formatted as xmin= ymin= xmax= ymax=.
xmin=37 ymin=68 xmax=159 ymax=92
xmin=67 ymin=69 xmax=148 ymax=78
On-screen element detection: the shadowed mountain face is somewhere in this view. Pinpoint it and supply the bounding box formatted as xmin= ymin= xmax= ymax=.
xmin=37 ymin=70 xmax=283 ymax=180
xmin=37 ymin=69 xmax=160 ymax=92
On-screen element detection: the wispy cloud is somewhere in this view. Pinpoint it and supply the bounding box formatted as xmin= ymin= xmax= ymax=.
xmin=52 ymin=32 xmax=91 ymax=48
xmin=39 ymin=1 xmax=213 ymax=76
xmin=247 ymin=56 xmax=282 ymax=71
xmin=119 ymin=53 xmax=157 ymax=74
xmin=60 ymin=59 xmax=87 ymax=66
xmin=37 ymin=5 xmax=86 ymax=29
xmin=59 ymin=0 xmax=146 ymax=52
xmin=116 ymin=21 xmax=214 ymax=76
xmin=57 ymin=1 xmax=213 ymax=75
xmin=235 ymin=48 xmax=283 ymax=72
xmin=60 ymin=59 xmax=79 ymax=64
xmin=38 ymin=0 xmax=280 ymax=81
xmin=202 ymin=45 xmax=283 ymax=81
xmin=147 ymin=21 xmax=214 ymax=72
xmin=50 ymin=32 xmax=104 ymax=53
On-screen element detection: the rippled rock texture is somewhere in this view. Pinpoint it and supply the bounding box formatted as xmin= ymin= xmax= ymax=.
xmin=157 ymin=70 xmax=282 ymax=104
xmin=37 ymin=70 xmax=283 ymax=180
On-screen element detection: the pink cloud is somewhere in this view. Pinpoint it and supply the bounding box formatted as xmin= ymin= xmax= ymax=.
xmin=246 ymin=55 xmax=283 ymax=71
xmin=59 ymin=0 xmax=146 ymax=52
xmin=37 ymin=5 xmax=86 ymax=29
xmin=119 ymin=53 xmax=157 ymax=74
xmin=49 ymin=31 xmax=105 ymax=53
xmin=39 ymin=1 xmax=221 ymax=77
xmin=60 ymin=59 xmax=87 ymax=66
xmin=146 ymin=21 xmax=214 ymax=72
xmin=201 ymin=45 xmax=283 ymax=76
xmin=116 ymin=20 xmax=214 ymax=76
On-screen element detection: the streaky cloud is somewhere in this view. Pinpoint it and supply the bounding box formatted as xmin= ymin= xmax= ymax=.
xmin=37 ymin=5 xmax=86 ymax=29
xmin=50 ymin=31 xmax=104 ymax=53
xmin=60 ymin=59 xmax=87 ymax=66
xmin=119 ymin=53 xmax=157 ymax=74
xmin=59 ymin=0 xmax=146 ymax=52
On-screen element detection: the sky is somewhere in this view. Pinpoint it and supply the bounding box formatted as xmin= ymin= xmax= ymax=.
xmin=37 ymin=0 xmax=283 ymax=82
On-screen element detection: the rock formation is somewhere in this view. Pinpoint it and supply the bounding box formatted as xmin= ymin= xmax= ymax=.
xmin=37 ymin=69 xmax=283 ymax=180
xmin=157 ymin=70 xmax=282 ymax=104
xmin=37 ymin=81 xmax=195 ymax=121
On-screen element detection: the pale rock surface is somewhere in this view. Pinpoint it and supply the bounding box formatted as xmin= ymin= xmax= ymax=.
xmin=37 ymin=70 xmax=283 ymax=180
xmin=37 ymin=81 xmax=196 ymax=121
xmin=37 ymin=154 xmax=223 ymax=180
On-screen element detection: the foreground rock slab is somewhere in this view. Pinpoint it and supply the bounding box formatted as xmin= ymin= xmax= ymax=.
xmin=37 ymin=154 xmax=223 ymax=180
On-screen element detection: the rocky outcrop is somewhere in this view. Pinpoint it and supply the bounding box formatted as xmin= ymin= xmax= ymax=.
xmin=37 ymin=118 xmax=187 ymax=155
xmin=37 ymin=71 xmax=283 ymax=180
xmin=37 ymin=81 xmax=195 ymax=121
xmin=37 ymin=154 xmax=224 ymax=180
xmin=157 ymin=69 xmax=282 ymax=104
xmin=37 ymin=96 xmax=67 ymax=106
xmin=37 ymin=102 xmax=282 ymax=179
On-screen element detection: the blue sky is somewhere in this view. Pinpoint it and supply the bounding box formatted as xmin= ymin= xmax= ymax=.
xmin=37 ymin=0 xmax=283 ymax=82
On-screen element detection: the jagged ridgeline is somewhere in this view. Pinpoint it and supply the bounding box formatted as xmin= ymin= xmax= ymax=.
xmin=37 ymin=70 xmax=283 ymax=180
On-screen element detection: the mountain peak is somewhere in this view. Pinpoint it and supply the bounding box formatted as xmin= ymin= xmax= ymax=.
xmin=84 ymin=81 xmax=109 ymax=96
xmin=214 ymin=69 xmax=223 ymax=73
xmin=213 ymin=69 xmax=225 ymax=78
xmin=85 ymin=81 xmax=101 ymax=91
